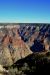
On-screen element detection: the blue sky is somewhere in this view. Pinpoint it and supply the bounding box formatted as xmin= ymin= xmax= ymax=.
xmin=0 ymin=0 xmax=50 ymax=23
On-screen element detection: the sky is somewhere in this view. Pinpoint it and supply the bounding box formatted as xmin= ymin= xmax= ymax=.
xmin=0 ymin=0 xmax=50 ymax=23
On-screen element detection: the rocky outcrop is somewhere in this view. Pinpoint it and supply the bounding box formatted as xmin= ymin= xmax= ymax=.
xmin=0 ymin=47 xmax=13 ymax=66
xmin=0 ymin=65 xmax=9 ymax=75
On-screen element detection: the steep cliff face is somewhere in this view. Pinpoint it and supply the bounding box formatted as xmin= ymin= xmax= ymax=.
xmin=0 ymin=28 xmax=32 ymax=66
xmin=0 ymin=24 xmax=50 ymax=66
